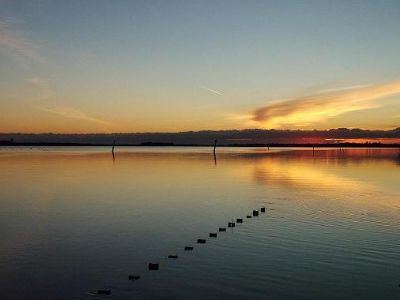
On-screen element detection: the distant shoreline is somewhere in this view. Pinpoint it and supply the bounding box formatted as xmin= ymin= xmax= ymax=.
xmin=2 ymin=129 xmax=399 ymax=146
xmin=1 ymin=142 xmax=399 ymax=148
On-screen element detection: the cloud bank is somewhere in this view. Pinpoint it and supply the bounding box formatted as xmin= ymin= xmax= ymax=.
xmin=251 ymin=81 xmax=400 ymax=128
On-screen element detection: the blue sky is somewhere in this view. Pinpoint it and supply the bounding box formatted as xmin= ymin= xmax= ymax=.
xmin=1 ymin=0 xmax=400 ymax=132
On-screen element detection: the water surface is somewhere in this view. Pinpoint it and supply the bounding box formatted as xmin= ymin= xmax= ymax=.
xmin=0 ymin=147 xmax=399 ymax=299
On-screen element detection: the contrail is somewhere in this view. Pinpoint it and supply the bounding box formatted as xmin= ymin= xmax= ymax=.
xmin=200 ymin=85 xmax=223 ymax=96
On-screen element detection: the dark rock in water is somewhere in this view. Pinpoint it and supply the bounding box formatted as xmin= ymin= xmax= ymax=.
xmin=261 ymin=207 xmax=266 ymax=213
xmin=209 ymin=233 xmax=217 ymax=238
xmin=219 ymin=227 xmax=226 ymax=232
xmin=97 ymin=290 xmax=111 ymax=295
xmin=184 ymin=246 xmax=194 ymax=251
xmin=168 ymin=255 xmax=178 ymax=259
xmin=228 ymin=222 xmax=235 ymax=227
xmin=197 ymin=239 xmax=206 ymax=244
xmin=246 ymin=215 xmax=252 ymax=218
xmin=236 ymin=218 xmax=243 ymax=223
xmin=128 ymin=275 xmax=140 ymax=281
xmin=253 ymin=210 xmax=259 ymax=216
xmin=148 ymin=263 xmax=159 ymax=270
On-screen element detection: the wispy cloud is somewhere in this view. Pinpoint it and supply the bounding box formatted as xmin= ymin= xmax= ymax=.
xmin=24 ymin=67 xmax=111 ymax=130
xmin=0 ymin=16 xmax=45 ymax=63
xmin=36 ymin=105 xmax=111 ymax=127
xmin=28 ymin=78 xmax=112 ymax=131
xmin=251 ymin=80 xmax=400 ymax=128
xmin=27 ymin=77 xmax=53 ymax=102
xmin=200 ymin=85 xmax=223 ymax=96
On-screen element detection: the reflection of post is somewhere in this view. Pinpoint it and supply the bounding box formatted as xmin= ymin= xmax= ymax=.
xmin=111 ymin=140 xmax=116 ymax=164
xmin=213 ymin=139 xmax=217 ymax=166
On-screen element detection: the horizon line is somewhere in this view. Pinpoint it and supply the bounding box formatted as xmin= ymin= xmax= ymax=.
xmin=1 ymin=126 xmax=400 ymax=135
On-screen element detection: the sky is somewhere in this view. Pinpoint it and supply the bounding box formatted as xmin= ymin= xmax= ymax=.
xmin=1 ymin=0 xmax=400 ymax=133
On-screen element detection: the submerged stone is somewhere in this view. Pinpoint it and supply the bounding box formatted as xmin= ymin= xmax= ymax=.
xmin=148 ymin=263 xmax=159 ymax=270
xmin=97 ymin=290 xmax=111 ymax=295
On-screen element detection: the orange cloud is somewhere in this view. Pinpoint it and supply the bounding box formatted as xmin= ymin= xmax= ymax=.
xmin=251 ymin=80 xmax=400 ymax=128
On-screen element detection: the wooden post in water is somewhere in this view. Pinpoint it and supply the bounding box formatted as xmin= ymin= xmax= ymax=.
xmin=213 ymin=139 xmax=217 ymax=166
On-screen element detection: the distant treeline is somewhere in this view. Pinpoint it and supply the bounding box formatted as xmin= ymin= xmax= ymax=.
xmin=1 ymin=141 xmax=399 ymax=148
xmin=1 ymin=127 xmax=400 ymax=146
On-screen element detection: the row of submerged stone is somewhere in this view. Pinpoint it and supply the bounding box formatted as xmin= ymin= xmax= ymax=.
xmin=92 ymin=206 xmax=267 ymax=296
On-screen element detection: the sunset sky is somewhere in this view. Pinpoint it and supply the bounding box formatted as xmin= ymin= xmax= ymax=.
xmin=1 ymin=0 xmax=400 ymax=133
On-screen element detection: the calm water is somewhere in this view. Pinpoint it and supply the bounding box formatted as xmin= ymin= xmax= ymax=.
xmin=0 ymin=147 xmax=399 ymax=299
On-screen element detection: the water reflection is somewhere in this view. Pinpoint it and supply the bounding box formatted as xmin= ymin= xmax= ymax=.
xmin=248 ymin=149 xmax=399 ymax=189
xmin=0 ymin=147 xmax=399 ymax=300
xmin=252 ymin=157 xmax=370 ymax=191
